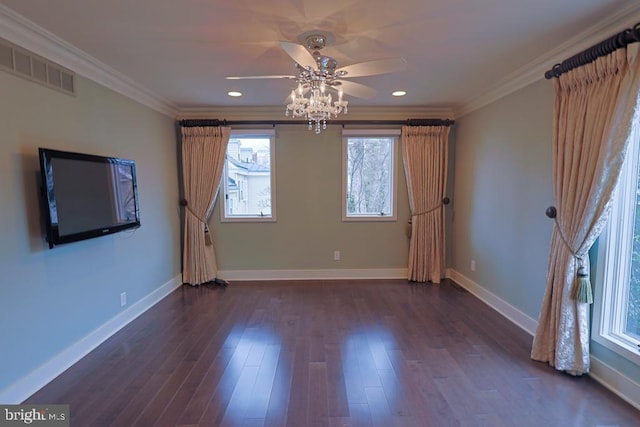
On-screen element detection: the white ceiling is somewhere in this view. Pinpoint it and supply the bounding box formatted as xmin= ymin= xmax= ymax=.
xmin=1 ymin=0 xmax=640 ymax=117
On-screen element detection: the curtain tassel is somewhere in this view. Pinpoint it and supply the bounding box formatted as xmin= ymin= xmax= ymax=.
xmin=572 ymin=266 xmax=593 ymax=304
xmin=204 ymin=224 xmax=212 ymax=246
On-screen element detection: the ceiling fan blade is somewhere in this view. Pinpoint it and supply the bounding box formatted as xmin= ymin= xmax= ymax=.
xmin=337 ymin=57 xmax=407 ymax=78
xmin=225 ymin=75 xmax=296 ymax=80
xmin=336 ymin=80 xmax=377 ymax=99
xmin=280 ymin=41 xmax=317 ymax=69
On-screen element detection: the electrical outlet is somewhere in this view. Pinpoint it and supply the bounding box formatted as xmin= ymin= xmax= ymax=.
xmin=120 ymin=292 xmax=127 ymax=307
xmin=334 ymin=250 xmax=341 ymax=261
xmin=470 ymin=260 xmax=476 ymax=272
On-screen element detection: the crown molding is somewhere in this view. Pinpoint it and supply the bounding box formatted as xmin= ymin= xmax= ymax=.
xmin=178 ymin=105 xmax=455 ymax=121
xmin=454 ymin=2 xmax=640 ymax=118
xmin=0 ymin=4 xmax=179 ymax=118
xmin=3 ymin=3 xmax=639 ymax=121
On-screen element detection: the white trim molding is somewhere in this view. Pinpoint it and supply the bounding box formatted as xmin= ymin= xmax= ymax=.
xmin=590 ymin=357 xmax=640 ymax=411
xmin=0 ymin=4 xmax=179 ymax=118
xmin=446 ymin=269 xmax=538 ymax=335
xmin=218 ymin=268 xmax=408 ymax=281
xmin=2 ymin=2 xmax=640 ymax=120
xmin=453 ymin=3 xmax=640 ymax=118
xmin=0 ymin=275 xmax=182 ymax=404
xmin=446 ymin=268 xmax=640 ymax=411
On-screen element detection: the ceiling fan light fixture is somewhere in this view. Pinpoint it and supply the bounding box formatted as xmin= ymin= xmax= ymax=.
xmin=223 ymin=32 xmax=405 ymax=134
xmin=284 ymin=33 xmax=351 ymax=134
xmin=286 ymin=79 xmax=348 ymax=134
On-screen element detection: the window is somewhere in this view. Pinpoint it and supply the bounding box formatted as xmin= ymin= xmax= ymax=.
xmin=342 ymin=129 xmax=399 ymax=221
xmin=593 ymin=118 xmax=640 ymax=364
xmin=221 ymin=129 xmax=276 ymax=222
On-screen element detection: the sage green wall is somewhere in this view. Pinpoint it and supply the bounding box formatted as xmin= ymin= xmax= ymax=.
xmin=452 ymin=79 xmax=554 ymax=317
xmin=210 ymin=125 xmax=412 ymax=271
xmin=0 ymin=71 xmax=180 ymax=393
xmin=451 ymin=78 xmax=640 ymax=384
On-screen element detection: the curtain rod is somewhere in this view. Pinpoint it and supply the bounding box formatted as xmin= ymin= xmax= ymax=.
xmin=545 ymin=22 xmax=640 ymax=79
xmin=178 ymin=118 xmax=455 ymax=128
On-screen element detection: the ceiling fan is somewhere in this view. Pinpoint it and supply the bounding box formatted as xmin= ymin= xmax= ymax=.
xmin=225 ymin=32 xmax=407 ymax=100
xmin=226 ymin=32 xmax=407 ymax=133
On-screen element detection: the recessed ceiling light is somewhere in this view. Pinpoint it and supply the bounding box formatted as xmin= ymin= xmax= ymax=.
xmin=228 ymin=91 xmax=242 ymax=97
xmin=392 ymin=90 xmax=407 ymax=97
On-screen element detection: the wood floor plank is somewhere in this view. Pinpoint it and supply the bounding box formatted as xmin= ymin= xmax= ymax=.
xmin=364 ymin=387 xmax=393 ymax=427
xmin=137 ymin=318 xmax=239 ymax=426
xmin=351 ymin=334 xmax=382 ymax=389
xmin=307 ymin=362 xmax=329 ymax=427
xmin=219 ymin=365 xmax=260 ymax=426
xmin=341 ymin=337 xmax=369 ymax=405
xmin=23 ymin=280 xmax=640 ymax=426
xmin=263 ymin=349 xmax=294 ymax=427
xmin=113 ymin=292 xmax=239 ymax=426
xmin=285 ymin=337 xmax=310 ymax=427
xmin=407 ymin=359 xmax=459 ymax=425
xmin=58 ymin=302 xmax=186 ymax=419
xmin=173 ymin=343 xmax=235 ymax=425
xmin=153 ymin=309 xmax=242 ymax=426
xmin=377 ymin=369 xmax=411 ymax=418
xmin=244 ymin=344 xmax=281 ymax=420
xmin=196 ymin=329 xmax=256 ymax=426
xmin=347 ymin=403 xmax=373 ymax=427
xmin=324 ymin=344 xmax=350 ymax=418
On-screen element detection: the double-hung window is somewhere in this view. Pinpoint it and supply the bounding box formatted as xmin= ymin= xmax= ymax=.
xmin=342 ymin=129 xmax=399 ymax=221
xmin=220 ymin=129 xmax=276 ymax=222
xmin=593 ymin=117 xmax=640 ymax=364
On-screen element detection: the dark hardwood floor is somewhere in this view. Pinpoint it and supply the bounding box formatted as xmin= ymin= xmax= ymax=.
xmin=26 ymin=279 xmax=640 ymax=426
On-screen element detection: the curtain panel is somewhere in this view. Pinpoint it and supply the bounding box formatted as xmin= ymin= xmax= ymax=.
xmin=531 ymin=46 xmax=640 ymax=374
xmin=401 ymin=125 xmax=450 ymax=283
xmin=181 ymin=126 xmax=231 ymax=286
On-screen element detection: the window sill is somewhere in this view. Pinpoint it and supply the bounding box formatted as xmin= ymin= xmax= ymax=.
xmin=593 ymin=332 xmax=640 ymax=366
xmin=342 ymin=215 xmax=397 ymax=222
xmin=221 ymin=216 xmax=276 ymax=223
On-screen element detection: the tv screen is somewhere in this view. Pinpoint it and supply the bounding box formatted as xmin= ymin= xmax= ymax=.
xmin=39 ymin=148 xmax=141 ymax=249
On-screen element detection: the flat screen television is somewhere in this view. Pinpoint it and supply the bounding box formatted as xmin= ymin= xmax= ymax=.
xmin=39 ymin=147 xmax=141 ymax=249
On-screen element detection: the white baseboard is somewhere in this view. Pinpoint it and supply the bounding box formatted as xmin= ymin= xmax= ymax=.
xmin=446 ymin=268 xmax=640 ymax=411
xmin=590 ymin=357 xmax=640 ymax=411
xmin=446 ymin=268 xmax=538 ymax=335
xmin=0 ymin=275 xmax=182 ymax=404
xmin=4 ymin=269 xmax=638 ymax=411
xmin=218 ymin=268 xmax=408 ymax=281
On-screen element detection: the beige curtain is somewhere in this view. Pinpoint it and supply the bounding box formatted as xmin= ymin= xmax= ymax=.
xmin=402 ymin=125 xmax=451 ymax=283
xmin=531 ymin=46 xmax=640 ymax=374
xmin=181 ymin=126 xmax=231 ymax=285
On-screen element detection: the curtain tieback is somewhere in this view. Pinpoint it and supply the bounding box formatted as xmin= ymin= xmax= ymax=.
xmin=183 ymin=200 xmax=213 ymax=246
xmin=553 ymin=218 xmax=592 ymax=304
xmin=406 ymin=204 xmax=443 ymax=238
xmin=412 ymin=203 xmax=443 ymax=218
xmin=410 ymin=197 xmax=450 ymax=218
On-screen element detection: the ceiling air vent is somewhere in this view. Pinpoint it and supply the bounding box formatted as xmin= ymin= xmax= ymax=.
xmin=0 ymin=43 xmax=13 ymax=70
xmin=14 ymin=49 xmax=30 ymax=75
xmin=0 ymin=37 xmax=75 ymax=96
xmin=32 ymin=57 xmax=47 ymax=82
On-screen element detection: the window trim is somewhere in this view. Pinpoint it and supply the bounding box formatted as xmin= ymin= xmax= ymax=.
xmin=341 ymin=129 xmax=400 ymax=222
xmin=592 ymin=122 xmax=640 ymax=365
xmin=220 ymin=129 xmax=276 ymax=223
